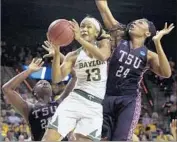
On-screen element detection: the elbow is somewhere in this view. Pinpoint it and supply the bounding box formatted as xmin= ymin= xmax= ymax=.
xmin=161 ymin=70 xmax=172 ymax=78
xmin=102 ymin=57 xmax=108 ymax=61
xmin=164 ymin=72 xmax=172 ymax=78
xmin=99 ymin=55 xmax=109 ymax=61
xmin=2 ymin=84 xmax=10 ymax=94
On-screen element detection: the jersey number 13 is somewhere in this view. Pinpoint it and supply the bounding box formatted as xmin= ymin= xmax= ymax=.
xmin=85 ymin=68 xmax=101 ymax=81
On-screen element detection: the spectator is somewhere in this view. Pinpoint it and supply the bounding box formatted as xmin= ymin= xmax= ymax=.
xmin=6 ymin=130 xmax=17 ymax=141
xmin=18 ymin=135 xmax=25 ymax=142
xmin=142 ymin=113 xmax=152 ymax=126
xmin=4 ymin=137 xmax=10 ymax=142
xmin=7 ymin=109 xmax=21 ymax=125
xmin=145 ymin=126 xmax=153 ymax=141
xmin=156 ymin=129 xmax=168 ymax=141
xmin=151 ymin=112 xmax=159 ymax=124
xmin=0 ymin=122 xmax=5 ymax=141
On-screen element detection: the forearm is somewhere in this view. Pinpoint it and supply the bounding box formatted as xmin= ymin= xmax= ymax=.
xmin=154 ymin=40 xmax=171 ymax=77
xmin=52 ymin=51 xmax=62 ymax=83
xmin=95 ymin=0 xmax=107 ymax=10
xmin=95 ymin=0 xmax=118 ymax=30
xmin=60 ymin=53 xmax=65 ymax=63
xmin=77 ymin=37 xmax=106 ymax=61
xmin=2 ymin=69 xmax=32 ymax=90
xmin=59 ymin=76 xmax=77 ymax=101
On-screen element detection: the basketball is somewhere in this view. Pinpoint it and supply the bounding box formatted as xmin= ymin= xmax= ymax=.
xmin=47 ymin=19 xmax=74 ymax=47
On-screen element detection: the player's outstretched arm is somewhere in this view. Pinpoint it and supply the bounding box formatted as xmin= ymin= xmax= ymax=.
xmin=148 ymin=23 xmax=174 ymax=78
xmin=95 ymin=0 xmax=119 ymax=30
xmin=42 ymin=40 xmax=65 ymax=63
xmin=42 ymin=41 xmax=63 ymax=84
xmin=2 ymin=58 xmax=44 ymax=119
xmin=52 ymin=48 xmax=78 ymax=83
xmin=42 ymin=41 xmax=68 ymax=83
xmin=42 ymin=41 xmax=77 ymax=84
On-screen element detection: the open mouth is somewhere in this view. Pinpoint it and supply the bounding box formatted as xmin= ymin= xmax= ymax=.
xmin=81 ymin=33 xmax=88 ymax=36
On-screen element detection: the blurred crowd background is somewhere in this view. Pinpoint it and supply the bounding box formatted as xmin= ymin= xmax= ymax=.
xmin=1 ymin=0 xmax=176 ymax=141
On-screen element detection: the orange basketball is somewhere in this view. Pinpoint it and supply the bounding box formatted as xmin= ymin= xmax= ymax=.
xmin=47 ymin=19 xmax=74 ymax=47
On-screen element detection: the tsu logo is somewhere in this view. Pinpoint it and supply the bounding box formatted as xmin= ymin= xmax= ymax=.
xmin=140 ymin=51 xmax=145 ymax=56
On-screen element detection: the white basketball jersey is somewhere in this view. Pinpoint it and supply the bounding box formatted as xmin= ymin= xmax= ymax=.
xmin=73 ymin=49 xmax=108 ymax=99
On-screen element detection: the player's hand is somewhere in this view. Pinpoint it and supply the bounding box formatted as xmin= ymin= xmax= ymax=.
xmin=152 ymin=23 xmax=174 ymax=42
xmin=70 ymin=19 xmax=81 ymax=40
xmin=42 ymin=41 xmax=59 ymax=58
xmin=28 ymin=58 xmax=44 ymax=72
xmin=170 ymin=119 xmax=177 ymax=140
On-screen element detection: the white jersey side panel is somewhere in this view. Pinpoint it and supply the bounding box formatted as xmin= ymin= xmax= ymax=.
xmin=73 ymin=50 xmax=107 ymax=99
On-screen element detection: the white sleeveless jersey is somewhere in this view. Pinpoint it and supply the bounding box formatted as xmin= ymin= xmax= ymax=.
xmin=73 ymin=49 xmax=108 ymax=99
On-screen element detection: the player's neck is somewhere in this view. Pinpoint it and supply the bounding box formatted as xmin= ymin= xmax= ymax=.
xmin=84 ymin=48 xmax=93 ymax=58
xmin=38 ymin=98 xmax=51 ymax=104
xmin=89 ymin=39 xmax=96 ymax=45
xmin=130 ymin=37 xmax=145 ymax=48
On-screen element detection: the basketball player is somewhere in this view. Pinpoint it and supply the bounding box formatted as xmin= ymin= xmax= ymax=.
xmin=2 ymin=58 xmax=77 ymax=141
xmin=42 ymin=16 xmax=111 ymax=141
xmin=95 ymin=0 xmax=174 ymax=141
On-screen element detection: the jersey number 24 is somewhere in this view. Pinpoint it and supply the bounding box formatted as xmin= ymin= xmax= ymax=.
xmin=116 ymin=66 xmax=130 ymax=78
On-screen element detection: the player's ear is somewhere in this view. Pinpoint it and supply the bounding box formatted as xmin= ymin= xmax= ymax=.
xmin=95 ymin=31 xmax=99 ymax=38
xmin=46 ymin=32 xmax=49 ymax=41
xmin=145 ymin=31 xmax=151 ymax=37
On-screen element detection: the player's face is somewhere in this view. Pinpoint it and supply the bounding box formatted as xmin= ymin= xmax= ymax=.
xmin=80 ymin=20 xmax=99 ymax=42
xmin=34 ymin=80 xmax=52 ymax=101
xmin=128 ymin=19 xmax=151 ymax=38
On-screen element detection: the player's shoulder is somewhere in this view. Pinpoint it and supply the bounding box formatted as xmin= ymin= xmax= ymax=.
xmin=48 ymin=100 xmax=59 ymax=105
xmin=65 ymin=48 xmax=82 ymax=62
xmin=147 ymin=49 xmax=158 ymax=63
xmin=147 ymin=50 xmax=157 ymax=58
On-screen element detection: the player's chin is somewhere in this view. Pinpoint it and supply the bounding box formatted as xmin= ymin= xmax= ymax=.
xmin=129 ymin=30 xmax=139 ymax=37
xmin=81 ymin=35 xmax=90 ymax=41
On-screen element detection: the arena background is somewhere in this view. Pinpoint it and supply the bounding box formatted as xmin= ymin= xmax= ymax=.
xmin=1 ymin=0 xmax=177 ymax=141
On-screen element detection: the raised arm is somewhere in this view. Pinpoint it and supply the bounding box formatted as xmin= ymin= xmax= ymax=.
xmin=95 ymin=0 xmax=119 ymax=30
xmin=42 ymin=41 xmax=77 ymax=83
xmin=2 ymin=58 xmax=44 ymax=120
xmin=148 ymin=23 xmax=174 ymax=78
xmin=50 ymin=43 xmax=77 ymax=83
xmin=42 ymin=41 xmax=65 ymax=63
xmin=76 ymin=37 xmax=111 ymax=61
